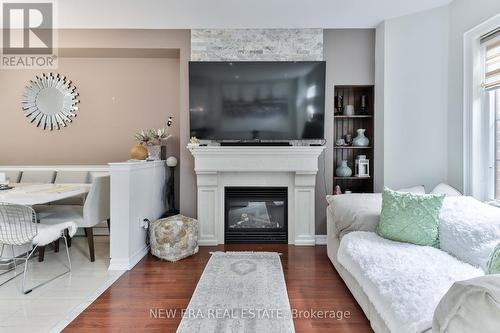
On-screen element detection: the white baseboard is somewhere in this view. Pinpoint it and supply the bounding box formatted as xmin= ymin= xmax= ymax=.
xmin=315 ymin=234 xmax=327 ymax=245
xmin=108 ymin=245 xmax=149 ymax=271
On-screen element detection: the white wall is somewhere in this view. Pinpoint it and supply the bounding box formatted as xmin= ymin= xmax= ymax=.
xmin=447 ymin=0 xmax=500 ymax=191
xmin=53 ymin=0 xmax=450 ymax=29
xmin=375 ymin=6 xmax=449 ymax=191
xmin=109 ymin=161 xmax=167 ymax=270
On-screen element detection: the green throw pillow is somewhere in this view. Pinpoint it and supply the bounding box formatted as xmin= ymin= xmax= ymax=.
xmin=376 ymin=188 xmax=445 ymax=247
xmin=487 ymin=244 xmax=500 ymax=274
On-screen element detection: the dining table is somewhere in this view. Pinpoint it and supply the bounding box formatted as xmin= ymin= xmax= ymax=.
xmin=0 ymin=183 xmax=91 ymax=206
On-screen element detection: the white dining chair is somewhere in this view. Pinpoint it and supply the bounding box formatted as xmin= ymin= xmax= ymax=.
xmin=52 ymin=171 xmax=90 ymax=205
xmin=0 ymin=203 xmax=76 ymax=294
xmin=36 ymin=175 xmax=110 ymax=262
xmin=0 ymin=171 xmax=21 ymax=183
xmin=19 ymin=170 xmax=55 ymax=183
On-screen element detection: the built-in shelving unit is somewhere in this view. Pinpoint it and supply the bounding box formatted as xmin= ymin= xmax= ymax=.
xmin=333 ymin=85 xmax=375 ymax=193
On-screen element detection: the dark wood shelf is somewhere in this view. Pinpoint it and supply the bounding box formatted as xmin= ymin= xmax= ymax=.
xmin=334 ymin=176 xmax=371 ymax=180
xmin=334 ymin=115 xmax=373 ymax=118
xmin=333 ymin=85 xmax=375 ymax=193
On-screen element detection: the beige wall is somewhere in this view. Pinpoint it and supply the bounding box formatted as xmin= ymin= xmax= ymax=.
xmin=0 ymin=29 xmax=191 ymax=210
xmin=0 ymin=57 xmax=179 ymax=165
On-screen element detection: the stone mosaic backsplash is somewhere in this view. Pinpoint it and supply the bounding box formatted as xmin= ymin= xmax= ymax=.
xmin=191 ymin=29 xmax=323 ymax=61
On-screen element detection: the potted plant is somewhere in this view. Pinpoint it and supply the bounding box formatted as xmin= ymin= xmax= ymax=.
xmin=133 ymin=127 xmax=172 ymax=160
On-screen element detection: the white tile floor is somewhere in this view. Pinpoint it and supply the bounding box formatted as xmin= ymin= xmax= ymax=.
xmin=0 ymin=236 xmax=124 ymax=333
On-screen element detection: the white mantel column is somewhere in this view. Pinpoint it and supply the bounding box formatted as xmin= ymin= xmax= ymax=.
xmin=293 ymin=172 xmax=318 ymax=245
xmin=196 ymin=172 xmax=219 ymax=246
xmin=188 ymin=146 xmax=325 ymax=246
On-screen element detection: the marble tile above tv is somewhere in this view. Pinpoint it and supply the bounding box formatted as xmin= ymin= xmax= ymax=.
xmin=191 ymin=29 xmax=323 ymax=61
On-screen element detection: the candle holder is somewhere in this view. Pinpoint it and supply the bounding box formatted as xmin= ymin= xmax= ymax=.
xmin=360 ymin=95 xmax=368 ymax=114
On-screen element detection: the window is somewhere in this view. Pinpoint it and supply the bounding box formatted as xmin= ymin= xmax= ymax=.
xmin=464 ymin=18 xmax=500 ymax=201
xmin=484 ymin=35 xmax=500 ymax=201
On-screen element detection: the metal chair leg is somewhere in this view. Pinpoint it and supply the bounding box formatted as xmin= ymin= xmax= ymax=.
xmin=11 ymin=245 xmax=17 ymax=269
xmin=0 ymin=244 xmax=25 ymax=286
xmin=22 ymin=235 xmax=72 ymax=294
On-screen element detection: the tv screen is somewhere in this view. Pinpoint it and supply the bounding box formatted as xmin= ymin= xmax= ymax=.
xmin=189 ymin=61 xmax=326 ymax=141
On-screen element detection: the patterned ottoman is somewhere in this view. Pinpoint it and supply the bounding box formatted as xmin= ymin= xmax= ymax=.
xmin=150 ymin=214 xmax=199 ymax=262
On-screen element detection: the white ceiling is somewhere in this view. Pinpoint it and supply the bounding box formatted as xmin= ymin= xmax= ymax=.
xmin=55 ymin=0 xmax=452 ymax=29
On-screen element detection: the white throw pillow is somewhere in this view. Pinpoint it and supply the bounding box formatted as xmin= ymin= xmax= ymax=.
xmin=396 ymin=185 xmax=426 ymax=194
xmin=431 ymin=183 xmax=462 ymax=196
xmin=439 ymin=197 xmax=500 ymax=270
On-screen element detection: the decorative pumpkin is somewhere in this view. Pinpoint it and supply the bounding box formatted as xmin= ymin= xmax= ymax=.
xmin=130 ymin=144 xmax=148 ymax=160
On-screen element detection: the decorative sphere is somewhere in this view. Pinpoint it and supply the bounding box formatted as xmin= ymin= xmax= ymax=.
xmin=166 ymin=156 xmax=178 ymax=167
xmin=130 ymin=144 xmax=148 ymax=160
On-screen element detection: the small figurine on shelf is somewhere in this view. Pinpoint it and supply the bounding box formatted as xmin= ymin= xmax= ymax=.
xmin=334 ymin=185 xmax=342 ymax=195
xmin=188 ymin=136 xmax=200 ymax=147
xmin=334 ymin=95 xmax=344 ymax=115
xmin=335 ymin=138 xmax=346 ymax=146
xmin=344 ymin=133 xmax=353 ymax=146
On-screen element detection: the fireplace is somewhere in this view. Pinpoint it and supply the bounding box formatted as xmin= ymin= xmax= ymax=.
xmin=224 ymin=187 xmax=288 ymax=243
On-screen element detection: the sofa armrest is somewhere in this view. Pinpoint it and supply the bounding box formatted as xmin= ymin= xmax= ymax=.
xmin=433 ymin=274 xmax=500 ymax=333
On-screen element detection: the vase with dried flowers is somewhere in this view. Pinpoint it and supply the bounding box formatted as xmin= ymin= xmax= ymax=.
xmin=134 ymin=127 xmax=172 ymax=160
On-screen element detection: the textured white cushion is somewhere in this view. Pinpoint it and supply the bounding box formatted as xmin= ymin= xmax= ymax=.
xmin=439 ymin=197 xmax=500 ymax=270
xmin=431 ymin=183 xmax=462 ymax=196
xmin=338 ymin=231 xmax=483 ymax=333
xmin=36 ymin=205 xmax=84 ymax=226
xmin=32 ymin=221 xmax=77 ymax=246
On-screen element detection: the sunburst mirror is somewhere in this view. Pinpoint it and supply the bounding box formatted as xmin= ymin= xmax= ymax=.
xmin=22 ymin=73 xmax=80 ymax=130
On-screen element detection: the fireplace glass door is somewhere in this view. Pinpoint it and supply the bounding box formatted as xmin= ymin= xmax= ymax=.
xmin=224 ymin=187 xmax=288 ymax=243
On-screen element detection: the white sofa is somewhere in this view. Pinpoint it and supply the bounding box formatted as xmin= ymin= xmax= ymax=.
xmin=326 ymin=193 xmax=500 ymax=333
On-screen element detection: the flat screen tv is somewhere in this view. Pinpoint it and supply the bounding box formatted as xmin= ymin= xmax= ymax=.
xmin=189 ymin=61 xmax=326 ymax=141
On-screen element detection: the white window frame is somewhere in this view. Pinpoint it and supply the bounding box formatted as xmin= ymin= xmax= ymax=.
xmin=463 ymin=13 xmax=500 ymax=201
xmin=486 ymin=88 xmax=497 ymax=200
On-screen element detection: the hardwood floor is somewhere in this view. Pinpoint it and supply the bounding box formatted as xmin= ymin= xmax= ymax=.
xmin=64 ymin=245 xmax=373 ymax=333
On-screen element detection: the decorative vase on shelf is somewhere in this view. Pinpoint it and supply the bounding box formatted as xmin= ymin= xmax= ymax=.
xmin=353 ymin=129 xmax=369 ymax=147
xmin=336 ymin=160 xmax=352 ymax=177
xmin=147 ymin=145 xmax=161 ymax=160
xmin=130 ymin=144 xmax=148 ymax=160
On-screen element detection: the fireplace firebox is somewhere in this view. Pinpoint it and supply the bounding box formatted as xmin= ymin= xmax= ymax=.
xmin=224 ymin=187 xmax=288 ymax=243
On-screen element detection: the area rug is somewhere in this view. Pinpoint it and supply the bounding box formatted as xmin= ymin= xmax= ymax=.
xmin=176 ymin=252 xmax=295 ymax=333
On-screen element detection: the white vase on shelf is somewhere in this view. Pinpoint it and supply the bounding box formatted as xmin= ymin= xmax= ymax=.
xmin=336 ymin=160 xmax=352 ymax=177
xmin=353 ymin=129 xmax=369 ymax=147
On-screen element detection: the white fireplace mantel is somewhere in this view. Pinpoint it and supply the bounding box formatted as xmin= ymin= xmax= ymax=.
xmin=188 ymin=145 xmax=325 ymax=246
